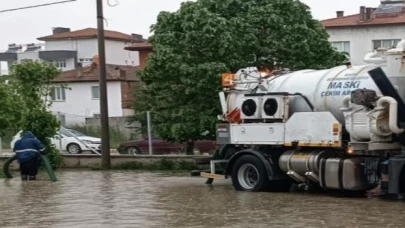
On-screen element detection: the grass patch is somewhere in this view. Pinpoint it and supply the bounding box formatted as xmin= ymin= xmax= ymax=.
xmin=88 ymin=158 xmax=199 ymax=173
xmin=68 ymin=125 xmax=132 ymax=149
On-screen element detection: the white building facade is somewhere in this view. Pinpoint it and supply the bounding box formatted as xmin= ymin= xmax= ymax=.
xmin=0 ymin=27 xmax=142 ymax=74
xmin=0 ymin=27 xmax=142 ymax=126
xmin=49 ymin=65 xmax=139 ymax=126
xmin=50 ymin=81 xmax=123 ymax=126
xmin=321 ymin=1 xmax=405 ymax=66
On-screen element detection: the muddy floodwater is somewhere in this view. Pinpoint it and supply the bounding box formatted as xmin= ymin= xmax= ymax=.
xmin=1 ymin=171 xmax=405 ymax=228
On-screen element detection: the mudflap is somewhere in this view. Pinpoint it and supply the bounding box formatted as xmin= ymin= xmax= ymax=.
xmin=388 ymin=156 xmax=405 ymax=195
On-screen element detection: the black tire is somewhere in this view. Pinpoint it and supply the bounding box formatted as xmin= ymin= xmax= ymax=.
xmin=126 ymin=146 xmax=141 ymax=155
xmin=67 ymin=143 xmax=82 ymax=154
xmin=232 ymin=155 xmax=269 ymax=192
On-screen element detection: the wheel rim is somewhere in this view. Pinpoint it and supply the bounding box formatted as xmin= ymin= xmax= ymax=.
xmin=237 ymin=164 xmax=259 ymax=190
xmin=69 ymin=144 xmax=80 ymax=154
xmin=128 ymin=147 xmax=138 ymax=155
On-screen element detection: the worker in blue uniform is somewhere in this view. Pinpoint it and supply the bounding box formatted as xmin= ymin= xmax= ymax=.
xmin=13 ymin=131 xmax=46 ymax=181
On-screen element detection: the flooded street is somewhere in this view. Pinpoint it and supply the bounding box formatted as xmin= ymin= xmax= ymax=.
xmin=1 ymin=171 xmax=405 ymax=228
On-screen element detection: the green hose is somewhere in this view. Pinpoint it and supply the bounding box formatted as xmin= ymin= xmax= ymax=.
xmin=40 ymin=154 xmax=58 ymax=182
xmin=3 ymin=155 xmax=16 ymax=178
xmin=3 ymin=154 xmax=57 ymax=182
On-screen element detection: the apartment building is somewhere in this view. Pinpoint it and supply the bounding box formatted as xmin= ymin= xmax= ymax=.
xmin=0 ymin=27 xmax=144 ymax=74
xmin=321 ymin=0 xmax=405 ymax=65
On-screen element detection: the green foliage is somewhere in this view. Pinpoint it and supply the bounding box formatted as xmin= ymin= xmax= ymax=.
xmin=68 ymin=124 xmax=130 ymax=149
xmin=0 ymin=80 xmax=26 ymax=136
xmin=132 ymin=0 xmax=348 ymax=153
xmin=1 ymin=131 xmax=15 ymax=149
xmin=0 ymin=168 xmax=4 ymax=178
xmin=6 ymin=62 xmax=64 ymax=169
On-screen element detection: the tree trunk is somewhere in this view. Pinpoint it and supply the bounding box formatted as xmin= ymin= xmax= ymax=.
xmin=186 ymin=141 xmax=194 ymax=155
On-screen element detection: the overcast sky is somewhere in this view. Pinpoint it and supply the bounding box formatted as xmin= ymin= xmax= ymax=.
xmin=0 ymin=0 xmax=381 ymax=49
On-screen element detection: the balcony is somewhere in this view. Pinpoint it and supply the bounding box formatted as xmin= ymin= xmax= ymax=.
xmin=0 ymin=52 xmax=18 ymax=61
xmin=39 ymin=50 xmax=77 ymax=60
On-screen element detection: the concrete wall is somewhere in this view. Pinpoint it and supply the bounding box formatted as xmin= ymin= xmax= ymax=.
xmin=45 ymin=39 xmax=98 ymax=60
xmin=16 ymin=52 xmax=40 ymax=63
xmin=44 ymin=39 xmax=139 ymax=66
xmin=60 ymin=154 xmax=204 ymax=169
xmin=65 ymin=58 xmax=76 ymax=70
xmin=326 ymin=25 xmax=405 ymax=65
xmin=85 ymin=116 xmax=141 ymax=140
xmin=105 ymin=40 xmax=139 ymax=66
xmin=0 ymin=154 xmax=210 ymax=170
xmin=49 ymin=81 xmax=123 ymax=126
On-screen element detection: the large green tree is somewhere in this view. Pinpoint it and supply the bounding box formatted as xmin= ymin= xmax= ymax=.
xmin=3 ymin=62 xmax=63 ymax=168
xmin=132 ymin=0 xmax=348 ymax=154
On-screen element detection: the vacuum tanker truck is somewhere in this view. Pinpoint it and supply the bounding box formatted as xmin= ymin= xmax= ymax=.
xmin=201 ymin=40 xmax=405 ymax=196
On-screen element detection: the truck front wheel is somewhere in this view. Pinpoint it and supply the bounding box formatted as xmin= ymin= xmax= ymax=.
xmin=231 ymin=155 xmax=269 ymax=192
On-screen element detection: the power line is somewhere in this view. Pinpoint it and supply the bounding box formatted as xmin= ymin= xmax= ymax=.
xmin=0 ymin=0 xmax=77 ymax=13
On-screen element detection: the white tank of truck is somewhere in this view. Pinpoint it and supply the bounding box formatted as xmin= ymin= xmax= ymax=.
xmin=202 ymin=40 xmax=405 ymax=195
xmin=225 ymin=42 xmax=405 ymax=124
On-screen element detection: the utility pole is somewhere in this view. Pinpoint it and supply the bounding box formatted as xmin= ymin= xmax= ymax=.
xmin=96 ymin=0 xmax=111 ymax=168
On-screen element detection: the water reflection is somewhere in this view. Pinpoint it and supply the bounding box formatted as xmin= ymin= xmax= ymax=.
xmin=1 ymin=170 xmax=405 ymax=228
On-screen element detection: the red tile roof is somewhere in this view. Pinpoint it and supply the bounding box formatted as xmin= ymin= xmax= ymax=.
xmin=124 ymin=42 xmax=153 ymax=51
xmin=321 ymin=13 xmax=405 ymax=28
xmin=38 ymin=28 xmax=132 ymax=42
xmin=52 ymin=64 xmax=140 ymax=83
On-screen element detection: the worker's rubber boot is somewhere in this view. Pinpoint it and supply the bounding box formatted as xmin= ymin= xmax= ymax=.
xmin=366 ymin=185 xmax=383 ymax=198
xmin=28 ymin=176 xmax=36 ymax=180
xmin=21 ymin=175 xmax=28 ymax=181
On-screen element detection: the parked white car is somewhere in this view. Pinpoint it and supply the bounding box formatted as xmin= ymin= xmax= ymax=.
xmin=10 ymin=127 xmax=102 ymax=154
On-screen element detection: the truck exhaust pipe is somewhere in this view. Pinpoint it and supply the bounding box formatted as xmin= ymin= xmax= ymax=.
xmin=376 ymin=97 xmax=405 ymax=134
xmin=368 ymin=67 xmax=405 ymax=127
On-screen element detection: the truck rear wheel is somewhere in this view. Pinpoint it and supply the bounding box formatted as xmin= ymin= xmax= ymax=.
xmin=232 ymin=155 xmax=269 ymax=192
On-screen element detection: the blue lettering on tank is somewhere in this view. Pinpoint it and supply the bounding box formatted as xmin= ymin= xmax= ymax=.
xmin=322 ymin=80 xmax=362 ymax=97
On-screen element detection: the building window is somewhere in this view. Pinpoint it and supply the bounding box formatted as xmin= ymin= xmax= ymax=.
xmin=48 ymin=60 xmax=67 ymax=68
xmin=50 ymin=87 xmax=66 ymax=101
xmin=91 ymin=86 xmax=100 ymax=99
xmin=373 ymin=39 xmax=401 ymax=50
xmin=79 ymin=58 xmax=92 ymax=63
xmin=331 ymin=41 xmax=350 ymax=53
